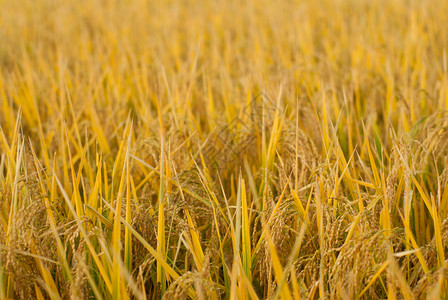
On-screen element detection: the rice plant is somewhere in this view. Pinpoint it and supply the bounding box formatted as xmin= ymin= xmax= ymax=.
xmin=0 ymin=0 xmax=447 ymax=298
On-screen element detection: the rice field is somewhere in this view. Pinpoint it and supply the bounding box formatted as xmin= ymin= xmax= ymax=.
xmin=0 ymin=0 xmax=448 ymax=298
